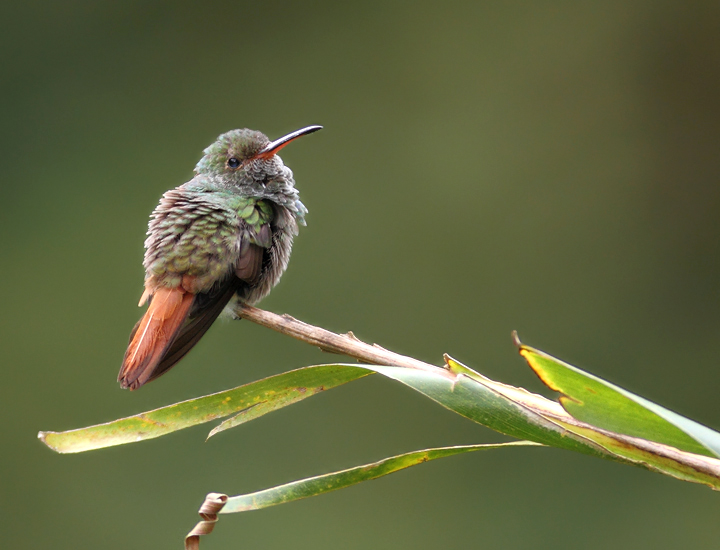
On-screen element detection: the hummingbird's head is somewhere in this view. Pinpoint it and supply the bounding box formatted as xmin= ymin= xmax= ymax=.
xmin=193 ymin=126 xmax=321 ymax=223
xmin=194 ymin=126 xmax=321 ymax=191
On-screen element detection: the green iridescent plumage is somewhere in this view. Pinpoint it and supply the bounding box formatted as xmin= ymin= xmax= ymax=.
xmin=145 ymin=191 xmax=277 ymax=291
xmin=118 ymin=126 xmax=321 ymax=390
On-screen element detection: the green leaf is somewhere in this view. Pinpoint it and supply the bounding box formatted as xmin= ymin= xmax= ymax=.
xmin=39 ymin=359 xmax=720 ymax=489
xmin=221 ymin=441 xmax=541 ymax=513
xmin=395 ymin=358 xmax=720 ymax=489
xmin=518 ymin=342 xmax=720 ymax=458
xmin=38 ymin=365 xmax=370 ymax=453
xmin=206 ymin=380 xmax=331 ymax=439
xmin=547 ymin=418 xmax=720 ymax=489
xmin=367 ymin=363 xmax=608 ymax=458
xmin=39 ymin=360 xmax=598 ymax=457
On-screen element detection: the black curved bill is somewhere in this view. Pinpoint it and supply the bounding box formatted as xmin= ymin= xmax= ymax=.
xmin=257 ymin=125 xmax=323 ymax=158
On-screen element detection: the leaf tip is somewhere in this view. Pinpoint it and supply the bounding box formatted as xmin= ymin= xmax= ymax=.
xmin=442 ymin=354 xmax=465 ymax=375
xmin=37 ymin=430 xmax=60 ymax=453
xmin=442 ymin=353 xmax=457 ymax=370
xmin=511 ymin=330 xmax=523 ymax=349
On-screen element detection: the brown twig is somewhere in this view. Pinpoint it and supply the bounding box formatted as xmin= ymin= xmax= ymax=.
xmin=236 ymin=304 xmax=457 ymax=379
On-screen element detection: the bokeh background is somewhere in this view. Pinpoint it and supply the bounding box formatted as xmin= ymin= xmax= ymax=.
xmin=2 ymin=1 xmax=720 ymax=548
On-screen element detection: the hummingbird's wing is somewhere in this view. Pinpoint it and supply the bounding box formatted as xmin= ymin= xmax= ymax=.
xmin=147 ymin=241 xmax=267 ymax=383
xmin=136 ymin=277 xmax=240 ymax=385
xmin=118 ymin=262 xmax=261 ymax=390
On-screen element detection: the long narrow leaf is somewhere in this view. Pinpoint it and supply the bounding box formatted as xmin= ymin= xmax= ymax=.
xmin=518 ymin=342 xmax=720 ymax=458
xmin=221 ymin=441 xmax=540 ymax=513
xmin=548 ymin=419 xmax=720 ymax=489
xmin=39 ymin=365 xmax=370 ymax=453
xmin=38 ymin=362 xmax=604 ymax=458
xmin=39 ymin=359 xmax=720 ymax=488
xmin=442 ymin=355 xmax=720 ymax=488
xmin=367 ymin=364 xmax=608 ymax=458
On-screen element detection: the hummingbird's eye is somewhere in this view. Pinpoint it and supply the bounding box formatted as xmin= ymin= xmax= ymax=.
xmin=227 ymin=158 xmax=241 ymax=169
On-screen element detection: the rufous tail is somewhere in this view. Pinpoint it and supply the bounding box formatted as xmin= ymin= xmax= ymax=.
xmin=118 ymin=286 xmax=194 ymax=390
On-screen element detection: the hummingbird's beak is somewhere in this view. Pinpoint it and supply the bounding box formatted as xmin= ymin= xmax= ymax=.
xmin=256 ymin=125 xmax=323 ymax=159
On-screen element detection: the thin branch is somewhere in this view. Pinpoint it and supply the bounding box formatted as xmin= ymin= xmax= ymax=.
xmin=236 ymin=304 xmax=456 ymax=378
xmin=236 ymin=304 xmax=564 ymax=414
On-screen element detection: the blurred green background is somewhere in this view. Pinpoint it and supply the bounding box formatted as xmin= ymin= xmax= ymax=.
xmin=2 ymin=1 xmax=720 ymax=548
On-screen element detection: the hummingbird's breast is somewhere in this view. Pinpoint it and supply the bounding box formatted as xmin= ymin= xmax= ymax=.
xmin=143 ymin=183 xmax=301 ymax=310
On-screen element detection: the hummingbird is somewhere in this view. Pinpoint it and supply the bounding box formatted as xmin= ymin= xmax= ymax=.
xmin=118 ymin=125 xmax=322 ymax=390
